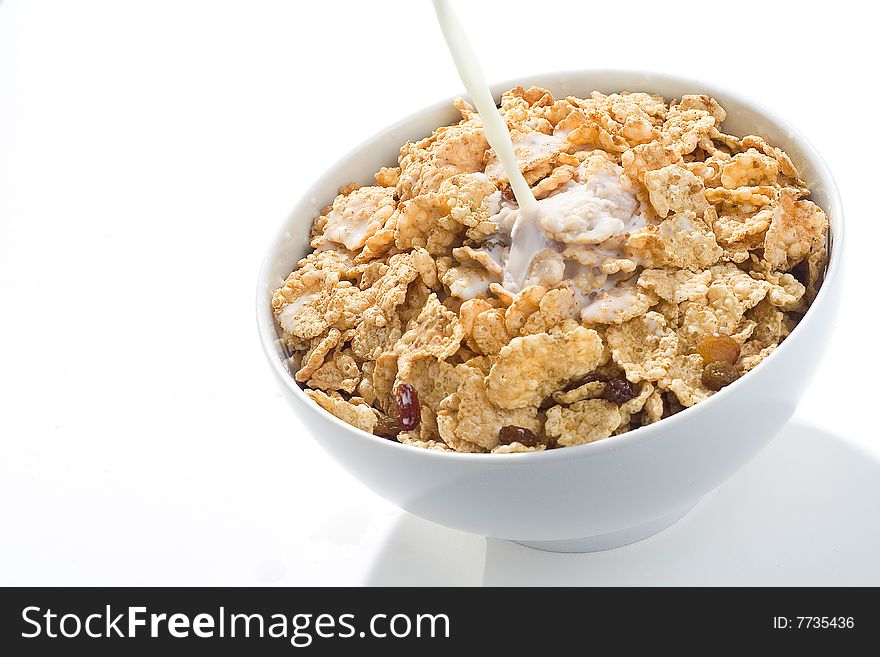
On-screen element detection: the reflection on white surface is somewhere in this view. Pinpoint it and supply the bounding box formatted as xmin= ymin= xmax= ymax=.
xmin=366 ymin=515 xmax=486 ymax=586
xmin=367 ymin=423 xmax=880 ymax=586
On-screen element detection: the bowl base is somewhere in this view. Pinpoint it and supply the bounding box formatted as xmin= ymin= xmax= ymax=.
xmin=512 ymin=501 xmax=696 ymax=553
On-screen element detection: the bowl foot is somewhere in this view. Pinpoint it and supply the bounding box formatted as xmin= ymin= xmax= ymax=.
xmin=512 ymin=502 xmax=697 ymax=553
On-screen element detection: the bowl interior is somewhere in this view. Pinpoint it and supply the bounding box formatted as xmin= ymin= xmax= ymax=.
xmin=257 ymin=69 xmax=842 ymax=445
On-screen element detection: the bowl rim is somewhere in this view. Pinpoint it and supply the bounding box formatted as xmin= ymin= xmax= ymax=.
xmin=257 ymin=68 xmax=844 ymax=464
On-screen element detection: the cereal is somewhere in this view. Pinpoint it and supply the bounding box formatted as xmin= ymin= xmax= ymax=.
xmin=764 ymin=188 xmax=829 ymax=271
xmin=306 ymin=390 xmax=377 ymax=434
xmin=486 ymin=326 xmax=604 ymax=409
xmin=274 ymin=87 xmax=829 ymax=453
xmin=626 ymin=212 xmax=722 ymax=269
xmin=394 ymin=293 xmax=465 ymax=370
xmin=720 ymin=150 xmax=780 ymax=189
xmin=545 ymin=399 xmax=622 ymax=447
xmin=313 ymin=185 xmax=396 ymax=252
xmin=643 ymin=164 xmax=710 ymax=218
xmin=437 ymin=364 xmax=541 ymax=452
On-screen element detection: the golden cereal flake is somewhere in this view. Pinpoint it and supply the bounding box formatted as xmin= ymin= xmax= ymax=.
xmin=642 ymin=389 xmax=665 ymax=424
xmin=561 ymin=243 xmax=638 ymax=275
xmin=521 ymin=286 xmax=580 ymax=334
xmin=643 ymin=164 xmax=710 ymax=217
xmin=296 ymin=329 xmax=343 ymax=382
xmin=272 ymin=252 xmax=354 ymax=339
xmin=492 ymin=442 xmax=547 ymax=454
xmin=661 ymin=105 xmax=718 ymax=155
xmin=503 ymin=285 xmax=547 ymax=335
xmin=764 ymin=189 xmax=828 ymax=270
xmin=684 ymin=151 xmax=730 ymax=188
xmin=704 ymin=128 xmax=743 ymax=154
xmin=397 ymin=120 xmax=488 ymax=202
xmin=620 ymin=382 xmax=656 ymax=416
xmin=486 ymin=127 xmax=574 ymax=185
xmin=394 ymin=293 xmax=465 ymax=368
xmin=705 ymin=185 xmax=779 ymax=213
xmin=621 ymin=142 xmax=684 ymax=187
xmin=552 ymin=380 xmax=606 ymax=405
xmin=437 ymin=365 xmax=541 ymax=452
xmin=720 ymin=149 xmax=780 ymax=189
xmin=674 ymin=264 xmax=775 ymax=349
xmin=452 ymin=245 xmax=504 ymax=276
xmin=306 ymin=389 xmax=377 ymax=434
xmin=469 ymin=306 xmax=511 ymax=356
xmin=660 ymin=353 xmax=712 ymax=407
xmin=411 ymin=247 xmax=440 ymax=289
xmin=395 ymin=357 xmax=466 ymax=442
xmin=371 ymin=351 xmax=398 ymax=414
xmin=532 ymin=164 xmax=578 ymax=199
xmin=741 ymin=135 xmax=800 ymax=179
xmin=394 ymin=193 xmax=463 ymax=255
xmin=438 ymin=173 xmax=501 ymax=240
xmin=398 ymin=434 xmax=454 ymax=452
xmin=579 ymin=281 xmax=658 ymax=326
xmin=440 ymin=173 xmax=500 ymax=240
xmin=677 ymin=95 xmax=727 ymax=123
xmin=441 ymin=265 xmax=496 ymax=301
xmin=638 ymin=268 xmax=714 ymax=304
xmin=357 ymin=209 xmax=399 ymax=263
xmin=739 ymin=300 xmax=787 ymax=371
xmin=626 ymin=212 xmax=722 ymax=269
xmin=362 ymin=252 xmax=421 ymax=325
xmin=606 ymin=311 xmax=679 ymax=383
xmin=750 ymin=270 xmax=806 ymax=311
xmin=397 ymin=281 xmax=435 ymax=326
xmin=350 ymin=317 xmax=403 ymax=362
xmin=487 ymin=326 xmax=604 ymax=409
xmin=314 ymin=185 xmax=396 ymax=252
xmin=545 ymin=400 xmax=622 ymax=447
xmin=564 ymin=92 xmax=665 ymax=151
xmin=306 ymin=348 xmax=360 ymax=394
xmin=375 ymin=166 xmax=400 ymax=187
xmin=804 ymin=245 xmax=828 ymax=303
xmin=711 ymin=206 xmax=774 ymax=248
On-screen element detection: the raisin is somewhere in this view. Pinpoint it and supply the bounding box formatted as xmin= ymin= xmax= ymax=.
xmin=498 ymin=425 xmax=539 ymax=447
xmin=374 ymin=413 xmax=402 ymax=441
xmin=603 ymin=377 xmax=637 ymax=404
xmin=395 ymin=383 xmax=421 ymax=431
xmin=697 ymin=333 xmax=740 ymax=365
xmin=701 ymin=361 xmax=741 ymax=391
xmin=575 ymin=372 xmax=608 ymax=387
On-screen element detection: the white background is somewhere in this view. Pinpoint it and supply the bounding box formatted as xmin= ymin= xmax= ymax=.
xmin=2 ymin=0 xmax=878 ymax=585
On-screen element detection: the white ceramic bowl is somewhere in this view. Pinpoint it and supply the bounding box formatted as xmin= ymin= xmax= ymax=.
xmin=257 ymin=70 xmax=843 ymax=552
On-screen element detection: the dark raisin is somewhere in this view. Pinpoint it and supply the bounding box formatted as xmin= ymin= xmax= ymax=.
xmin=701 ymin=361 xmax=741 ymax=391
xmin=498 ymin=425 xmax=539 ymax=447
xmin=395 ymin=383 xmax=421 ymax=431
xmin=603 ymin=377 xmax=637 ymax=404
xmin=374 ymin=413 xmax=402 ymax=441
xmin=578 ymin=372 xmax=608 ymax=385
xmin=697 ymin=333 xmax=740 ymax=365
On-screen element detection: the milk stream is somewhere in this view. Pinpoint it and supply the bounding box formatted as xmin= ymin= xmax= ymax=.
xmin=431 ymin=0 xmax=543 ymax=290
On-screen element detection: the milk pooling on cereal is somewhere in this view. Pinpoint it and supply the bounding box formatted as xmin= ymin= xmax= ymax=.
xmin=431 ymin=0 xmax=545 ymax=292
xmin=431 ymin=0 xmax=645 ymax=311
